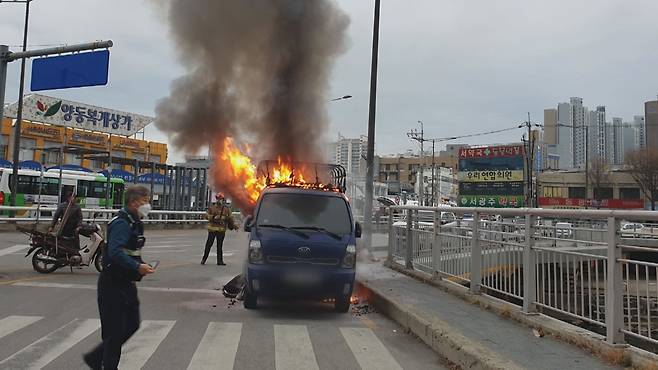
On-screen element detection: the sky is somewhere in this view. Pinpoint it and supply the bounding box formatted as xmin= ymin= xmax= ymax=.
xmin=2 ymin=0 xmax=658 ymax=164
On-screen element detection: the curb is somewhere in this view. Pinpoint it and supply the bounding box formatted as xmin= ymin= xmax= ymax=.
xmin=380 ymin=261 xmax=658 ymax=370
xmin=356 ymin=278 xmax=524 ymax=370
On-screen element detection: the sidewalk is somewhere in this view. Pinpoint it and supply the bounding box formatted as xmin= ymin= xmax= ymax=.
xmin=356 ymin=262 xmax=619 ymax=370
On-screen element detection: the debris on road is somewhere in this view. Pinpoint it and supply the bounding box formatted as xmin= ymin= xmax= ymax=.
xmin=352 ymin=303 xmax=376 ymax=316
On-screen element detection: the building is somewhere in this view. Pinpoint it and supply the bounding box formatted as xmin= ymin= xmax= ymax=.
xmin=326 ymin=134 xmax=367 ymax=177
xmin=622 ymin=121 xmax=638 ymax=163
xmin=634 ymin=115 xmax=646 ymax=149
xmin=377 ymin=154 xmax=458 ymax=195
xmin=570 ymin=97 xmax=588 ymax=169
xmin=646 ymin=99 xmax=658 ymax=148
xmin=555 ymin=102 xmax=574 ymax=169
xmin=1 ymin=118 xmax=167 ymax=171
xmin=611 ymin=117 xmax=623 ymax=165
xmin=589 ymin=106 xmax=608 ymax=162
xmin=414 ymin=166 xmax=457 ymax=205
xmin=538 ymin=169 xmax=645 ymax=209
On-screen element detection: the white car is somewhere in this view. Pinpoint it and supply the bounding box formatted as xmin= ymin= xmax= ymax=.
xmin=555 ymin=222 xmax=573 ymax=238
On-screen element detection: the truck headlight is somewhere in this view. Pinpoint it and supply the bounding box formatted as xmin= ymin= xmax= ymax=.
xmin=248 ymin=239 xmax=264 ymax=264
xmin=342 ymin=244 xmax=356 ymax=268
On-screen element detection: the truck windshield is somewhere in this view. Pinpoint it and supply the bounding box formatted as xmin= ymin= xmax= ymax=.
xmin=256 ymin=193 xmax=352 ymax=236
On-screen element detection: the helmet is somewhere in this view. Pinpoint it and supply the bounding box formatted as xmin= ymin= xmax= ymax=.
xmin=215 ymin=193 xmax=225 ymax=200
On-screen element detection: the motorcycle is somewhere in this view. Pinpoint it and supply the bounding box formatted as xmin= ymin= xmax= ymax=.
xmin=19 ymin=220 xmax=106 ymax=274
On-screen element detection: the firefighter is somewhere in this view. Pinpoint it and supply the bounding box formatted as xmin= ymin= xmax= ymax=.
xmin=83 ymin=185 xmax=155 ymax=370
xmin=202 ymin=193 xmax=237 ymax=266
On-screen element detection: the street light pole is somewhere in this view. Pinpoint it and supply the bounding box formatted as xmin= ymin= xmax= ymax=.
xmin=363 ymin=0 xmax=381 ymax=253
xmin=9 ymin=0 xmax=31 ymax=208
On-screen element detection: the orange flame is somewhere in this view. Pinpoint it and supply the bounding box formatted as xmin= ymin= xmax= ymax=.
xmin=212 ymin=138 xmax=332 ymax=212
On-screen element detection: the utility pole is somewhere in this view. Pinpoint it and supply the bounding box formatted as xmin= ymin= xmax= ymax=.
xmin=407 ymin=121 xmax=424 ymax=205
xmin=522 ymin=113 xmax=536 ymax=208
xmin=431 ymin=139 xmax=435 ymax=206
xmin=363 ymin=0 xmax=381 ymax=253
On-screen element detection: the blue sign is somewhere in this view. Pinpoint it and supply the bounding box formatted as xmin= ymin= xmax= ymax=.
xmin=101 ymin=169 xmax=135 ymax=183
xmin=137 ymin=173 xmax=171 ymax=185
xmin=31 ymin=50 xmax=110 ymax=91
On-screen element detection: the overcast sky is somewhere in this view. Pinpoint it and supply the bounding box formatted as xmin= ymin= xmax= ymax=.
xmin=2 ymin=0 xmax=658 ymax=164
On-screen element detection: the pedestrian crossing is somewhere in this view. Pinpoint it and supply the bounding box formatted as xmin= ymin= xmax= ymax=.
xmin=0 ymin=315 xmax=406 ymax=370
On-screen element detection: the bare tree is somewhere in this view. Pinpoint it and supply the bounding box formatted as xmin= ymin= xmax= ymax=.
xmin=589 ymin=156 xmax=610 ymax=207
xmin=625 ymin=149 xmax=658 ymax=210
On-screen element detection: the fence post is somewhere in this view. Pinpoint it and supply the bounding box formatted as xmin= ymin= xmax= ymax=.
xmin=605 ymin=216 xmax=624 ymax=344
xmin=432 ymin=209 xmax=441 ymax=277
xmin=405 ymin=208 xmax=413 ymax=269
xmin=387 ymin=207 xmax=394 ymax=263
xmin=523 ymin=214 xmax=537 ymax=313
xmin=471 ymin=211 xmax=481 ymax=294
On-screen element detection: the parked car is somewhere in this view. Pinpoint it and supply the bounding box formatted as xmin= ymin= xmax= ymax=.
xmin=555 ymin=222 xmax=573 ymax=238
xmin=620 ymin=222 xmax=658 ymax=238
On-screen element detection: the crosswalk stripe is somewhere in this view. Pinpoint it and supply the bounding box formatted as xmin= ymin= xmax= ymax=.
xmin=187 ymin=322 xmax=242 ymax=370
xmin=0 ymin=315 xmax=42 ymax=340
xmin=0 ymin=245 xmax=30 ymax=257
xmin=274 ymin=325 xmax=319 ymax=370
xmin=340 ymin=327 xmax=402 ymax=370
xmin=0 ymin=318 xmax=100 ymax=370
xmin=118 ymin=320 xmax=175 ymax=369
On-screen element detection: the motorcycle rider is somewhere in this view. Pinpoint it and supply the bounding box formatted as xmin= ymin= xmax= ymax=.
xmin=201 ymin=193 xmax=237 ymax=265
xmin=83 ymin=185 xmax=155 ymax=370
xmin=49 ymin=190 xmax=82 ymax=251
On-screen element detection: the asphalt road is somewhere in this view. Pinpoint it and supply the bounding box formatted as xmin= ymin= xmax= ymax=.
xmin=0 ymin=229 xmax=446 ymax=370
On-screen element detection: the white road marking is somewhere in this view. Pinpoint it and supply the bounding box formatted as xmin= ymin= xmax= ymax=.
xmin=0 ymin=315 xmax=42 ymax=340
xmin=200 ymin=252 xmax=236 ymax=257
xmin=119 ymin=320 xmax=175 ymax=369
xmin=0 ymin=244 xmax=30 ymax=257
xmin=0 ymin=319 xmax=100 ymax=370
xmin=187 ymin=322 xmax=242 ymax=370
xmin=274 ymin=325 xmax=319 ymax=370
xmin=340 ymin=327 xmax=402 ymax=370
xmin=148 ymin=245 xmax=194 ymax=249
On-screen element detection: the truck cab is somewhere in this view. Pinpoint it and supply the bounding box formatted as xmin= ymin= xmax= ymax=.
xmin=242 ymin=185 xmax=360 ymax=313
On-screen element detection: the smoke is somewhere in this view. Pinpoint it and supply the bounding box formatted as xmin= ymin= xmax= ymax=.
xmin=151 ymin=0 xmax=350 ymax=197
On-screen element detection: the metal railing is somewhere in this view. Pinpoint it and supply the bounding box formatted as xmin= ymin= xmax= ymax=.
xmin=0 ymin=205 xmax=244 ymax=225
xmin=388 ymin=205 xmax=658 ymax=351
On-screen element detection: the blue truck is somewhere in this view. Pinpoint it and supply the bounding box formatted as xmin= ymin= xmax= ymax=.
xmin=242 ymin=163 xmax=361 ymax=313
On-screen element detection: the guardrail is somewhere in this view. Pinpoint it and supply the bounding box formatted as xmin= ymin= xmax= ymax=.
xmin=0 ymin=205 xmax=243 ymax=225
xmin=389 ymin=205 xmax=658 ymax=352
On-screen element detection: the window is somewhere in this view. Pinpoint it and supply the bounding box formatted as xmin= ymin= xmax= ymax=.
xmin=78 ymin=180 xmax=108 ymax=198
xmin=150 ymin=154 xmax=161 ymax=164
xmin=0 ymin=135 xmax=8 ymax=160
xmin=19 ymin=138 xmax=36 ymax=161
xmin=593 ymin=187 xmax=613 ymax=200
xmin=42 ymin=141 xmax=61 ymax=166
xmin=65 ymin=152 xmax=82 ymax=165
xmin=256 ymin=193 xmax=352 ymax=236
xmin=9 ymin=175 xmax=59 ymax=195
xmin=568 ymin=187 xmax=586 ymax=199
xmin=619 ymin=187 xmax=641 ymax=200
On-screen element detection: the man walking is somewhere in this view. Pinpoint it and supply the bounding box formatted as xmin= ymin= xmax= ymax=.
xmin=83 ymin=185 xmax=155 ymax=370
xmin=202 ymin=193 xmax=237 ymax=265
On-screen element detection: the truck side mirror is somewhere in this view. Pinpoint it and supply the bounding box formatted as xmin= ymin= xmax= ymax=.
xmin=244 ymin=215 xmax=254 ymax=232
xmin=355 ymin=222 xmax=362 ymax=238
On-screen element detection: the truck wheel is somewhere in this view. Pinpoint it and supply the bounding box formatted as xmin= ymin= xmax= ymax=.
xmin=243 ymin=290 xmax=258 ymax=309
xmin=335 ymin=296 xmax=351 ymax=313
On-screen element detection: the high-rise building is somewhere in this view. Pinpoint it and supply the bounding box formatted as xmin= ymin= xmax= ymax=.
xmin=570 ymin=97 xmax=588 ymax=168
xmin=326 ymin=134 xmax=367 ymax=176
xmin=622 ymin=121 xmax=638 ymax=163
xmin=556 ymin=102 xmax=573 ymax=169
xmin=634 ymin=115 xmax=646 ymax=149
xmin=646 ymin=99 xmax=658 ymax=147
xmin=590 ymin=106 xmax=608 ymax=161
xmin=611 ymin=117 xmax=623 ymax=165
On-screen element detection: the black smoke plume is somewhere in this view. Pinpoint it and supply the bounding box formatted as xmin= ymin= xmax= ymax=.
xmin=151 ymin=0 xmax=350 ymax=163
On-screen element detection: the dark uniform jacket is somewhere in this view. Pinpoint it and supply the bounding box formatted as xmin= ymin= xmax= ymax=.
xmin=103 ymin=208 xmax=145 ymax=282
xmin=51 ymin=200 xmax=82 ymax=237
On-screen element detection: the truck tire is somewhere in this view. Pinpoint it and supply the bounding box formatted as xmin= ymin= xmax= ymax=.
xmin=243 ymin=290 xmax=258 ymax=309
xmin=335 ymin=296 xmax=351 ymax=313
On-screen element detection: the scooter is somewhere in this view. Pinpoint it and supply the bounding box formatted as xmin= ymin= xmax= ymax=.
xmin=19 ymin=220 xmax=106 ymax=274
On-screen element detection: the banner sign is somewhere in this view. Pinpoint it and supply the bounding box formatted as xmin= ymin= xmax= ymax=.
xmin=21 ymin=122 xmax=63 ymax=139
xmin=70 ymin=130 xmax=107 ymax=146
xmin=458 ymin=170 xmax=524 ymax=182
xmin=458 ymin=156 xmax=525 ymax=171
xmin=538 ymin=197 xmax=644 ymax=209
xmin=459 ymin=145 xmax=525 ymax=159
xmin=459 ymin=181 xmax=524 ymax=196
xmin=458 ymin=195 xmax=525 ymax=208
xmin=4 ymin=94 xmax=152 ymax=137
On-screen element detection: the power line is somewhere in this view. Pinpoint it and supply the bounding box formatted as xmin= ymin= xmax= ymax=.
xmin=427 ymin=125 xmax=523 ymax=143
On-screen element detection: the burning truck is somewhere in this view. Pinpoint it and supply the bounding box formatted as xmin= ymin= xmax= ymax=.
xmin=226 ymin=158 xmax=361 ymax=313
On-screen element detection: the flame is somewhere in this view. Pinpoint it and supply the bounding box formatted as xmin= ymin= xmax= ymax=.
xmin=211 ymin=137 xmax=335 ymax=212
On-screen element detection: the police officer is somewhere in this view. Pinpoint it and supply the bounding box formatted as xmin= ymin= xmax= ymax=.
xmin=83 ymin=185 xmax=155 ymax=370
xmin=201 ymin=193 xmax=237 ymax=265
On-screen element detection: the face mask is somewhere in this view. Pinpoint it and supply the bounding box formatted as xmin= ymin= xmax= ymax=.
xmin=138 ymin=203 xmax=152 ymax=218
